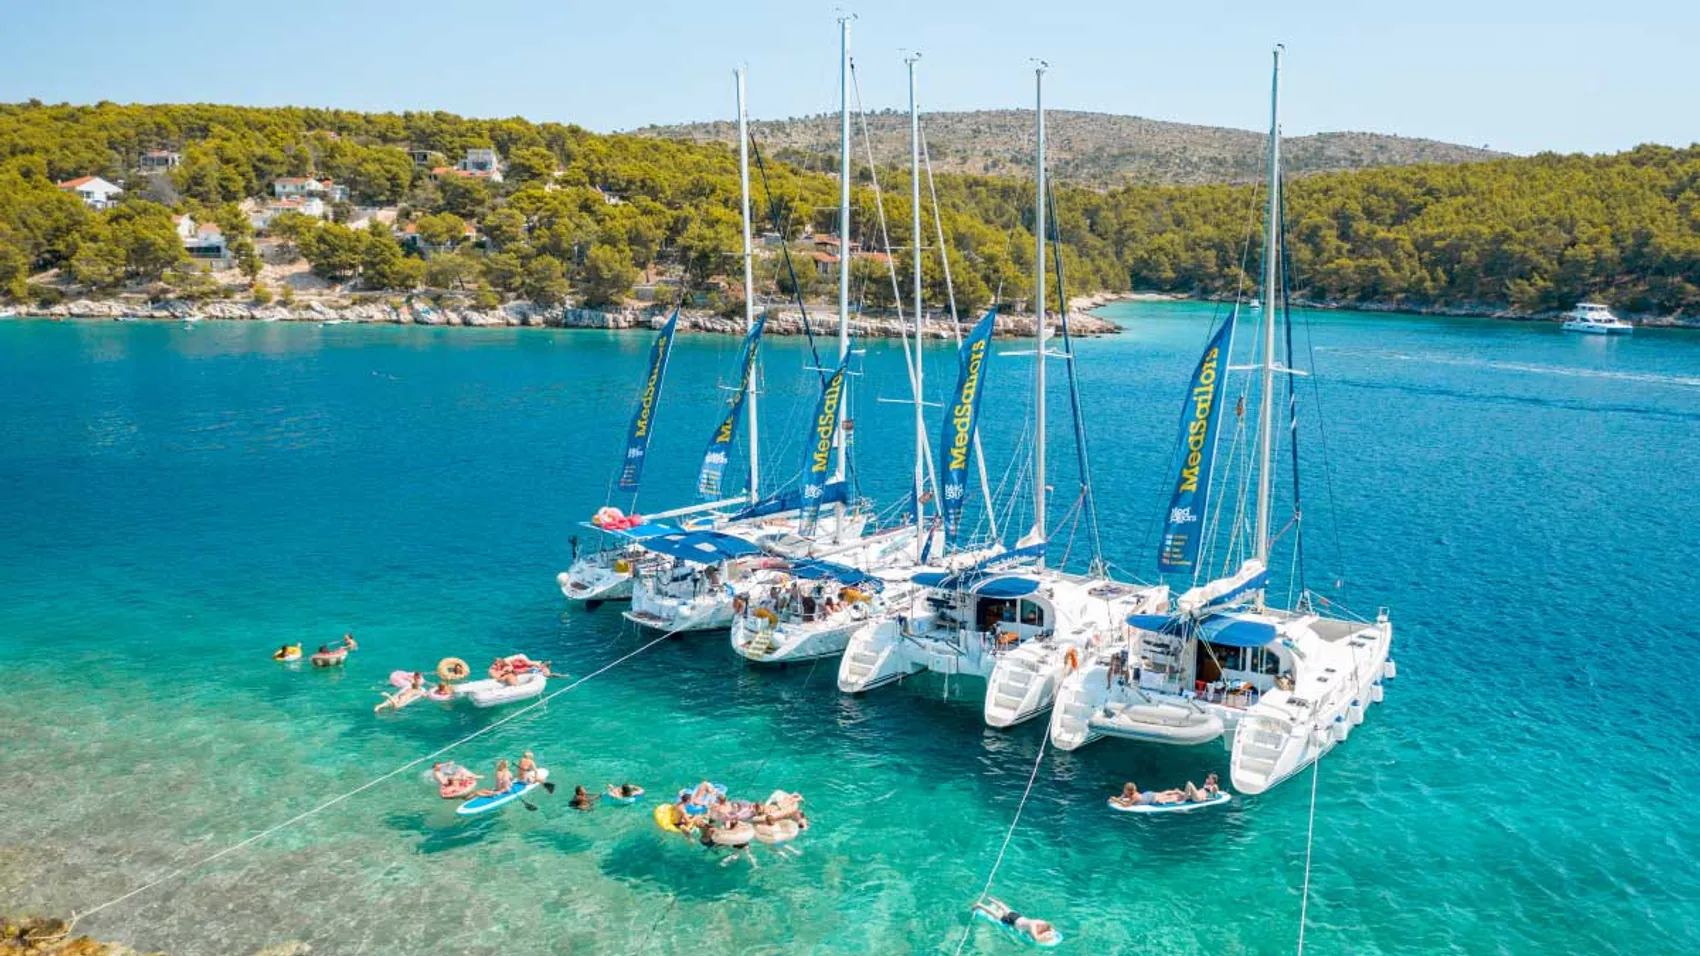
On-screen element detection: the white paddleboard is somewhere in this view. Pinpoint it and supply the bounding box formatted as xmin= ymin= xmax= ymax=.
xmin=1107 ymin=791 xmax=1231 ymax=814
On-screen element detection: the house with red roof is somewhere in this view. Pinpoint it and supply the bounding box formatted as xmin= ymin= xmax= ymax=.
xmin=57 ymin=176 xmax=122 ymax=209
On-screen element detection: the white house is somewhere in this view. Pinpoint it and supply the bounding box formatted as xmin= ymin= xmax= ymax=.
xmin=454 ymin=148 xmax=504 ymax=182
xmin=251 ymin=196 xmax=328 ymax=231
xmin=57 ymin=176 xmax=123 ymax=209
xmin=272 ymin=177 xmax=349 ymax=202
xmin=172 ymin=214 xmax=198 ymax=242
xmin=139 ymin=150 xmax=181 ymax=170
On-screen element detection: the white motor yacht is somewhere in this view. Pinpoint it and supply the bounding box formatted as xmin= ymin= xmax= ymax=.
xmin=1562 ymin=302 xmax=1632 ymax=334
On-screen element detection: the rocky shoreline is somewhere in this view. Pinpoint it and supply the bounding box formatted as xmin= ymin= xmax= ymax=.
xmin=1076 ymin=288 xmax=1698 ymax=328
xmin=22 ymin=298 xmax=1122 ymax=338
xmin=0 ymin=916 xmax=307 ymax=956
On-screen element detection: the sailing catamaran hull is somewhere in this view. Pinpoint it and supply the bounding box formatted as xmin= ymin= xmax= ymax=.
xmin=557 ymin=566 xmax=634 ymax=602
xmin=731 ymin=615 xmax=865 ymax=664
xmin=1229 ymin=614 xmax=1394 ymax=794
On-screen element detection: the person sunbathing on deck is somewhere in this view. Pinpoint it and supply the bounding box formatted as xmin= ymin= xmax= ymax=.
xmin=973 ymin=897 xmax=1059 ymax=946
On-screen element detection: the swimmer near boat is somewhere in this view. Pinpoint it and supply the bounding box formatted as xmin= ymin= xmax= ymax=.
xmin=970 ymin=897 xmax=1063 ymax=948
xmin=272 ymin=643 xmax=302 ymax=662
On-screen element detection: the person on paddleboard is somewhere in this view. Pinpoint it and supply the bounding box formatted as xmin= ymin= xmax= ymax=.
xmin=516 ymin=751 xmax=539 ymax=784
xmin=472 ymin=759 xmax=513 ymax=798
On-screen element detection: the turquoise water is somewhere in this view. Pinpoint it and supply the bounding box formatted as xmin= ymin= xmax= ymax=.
xmin=1 ymin=304 xmax=1697 ymax=955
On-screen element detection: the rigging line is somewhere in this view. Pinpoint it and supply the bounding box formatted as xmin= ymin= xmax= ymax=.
xmin=1044 ymin=181 xmax=1106 ymax=571
xmin=1296 ymin=753 xmax=1322 ymax=956
xmin=1279 ymin=168 xmax=1349 ymax=593
xmin=51 ymin=626 xmax=690 ymax=936
xmin=1277 ymin=183 xmax=1306 ymax=594
xmin=747 ymin=133 xmax=826 ymax=383
xmin=949 ymin=732 xmax=1052 ymax=956
xmin=921 ymin=120 xmax=997 ymax=540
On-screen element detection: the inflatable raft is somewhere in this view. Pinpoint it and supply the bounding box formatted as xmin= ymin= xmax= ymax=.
xmin=453 ymin=672 xmax=545 ymax=708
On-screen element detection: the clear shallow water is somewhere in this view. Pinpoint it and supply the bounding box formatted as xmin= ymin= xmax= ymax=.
xmin=0 ymin=304 xmax=1696 ymax=955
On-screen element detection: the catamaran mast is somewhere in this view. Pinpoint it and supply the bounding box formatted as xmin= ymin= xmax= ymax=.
xmin=1032 ymin=62 xmax=1049 ymax=564
xmin=833 ymin=15 xmax=853 ymax=532
xmin=908 ymin=51 xmax=926 ymax=556
xmin=735 ymin=67 xmax=760 ymax=501
xmin=1254 ymin=45 xmax=1282 ymax=565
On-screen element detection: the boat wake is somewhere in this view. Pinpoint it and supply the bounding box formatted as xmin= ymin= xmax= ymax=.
xmin=1320 ymin=347 xmax=1700 ymax=390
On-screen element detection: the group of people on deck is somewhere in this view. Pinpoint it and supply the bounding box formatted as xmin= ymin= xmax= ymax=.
xmin=740 ymin=579 xmax=865 ymax=625
xmin=1111 ymin=773 xmax=1222 ymax=807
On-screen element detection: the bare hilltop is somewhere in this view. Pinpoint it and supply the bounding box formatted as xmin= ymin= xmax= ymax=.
xmin=633 ymin=109 xmax=1505 ymax=187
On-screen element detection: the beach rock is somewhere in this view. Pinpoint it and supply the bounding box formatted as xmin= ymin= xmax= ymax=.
xmin=0 ymin=916 xmax=163 ymax=956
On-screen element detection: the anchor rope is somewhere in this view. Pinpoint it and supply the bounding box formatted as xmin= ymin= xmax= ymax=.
xmin=950 ymin=732 xmax=1051 ymax=956
xmin=1296 ymin=754 xmax=1322 ymax=954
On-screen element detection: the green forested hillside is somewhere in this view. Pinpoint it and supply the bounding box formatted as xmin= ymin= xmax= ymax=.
xmin=0 ymin=101 xmax=1695 ymax=317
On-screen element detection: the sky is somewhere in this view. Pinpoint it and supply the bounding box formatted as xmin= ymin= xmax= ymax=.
xmin=2 ymin=0 xmax=1694 ymax=156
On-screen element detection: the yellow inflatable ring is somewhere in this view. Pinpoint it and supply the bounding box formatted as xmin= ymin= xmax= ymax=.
xmin=653 ymin=803 xmax=681 ymax=833
xmin=437 ymin=657 xmax=470 ymax=682
xmin=613 ymin=558 xmax=632 ymax=574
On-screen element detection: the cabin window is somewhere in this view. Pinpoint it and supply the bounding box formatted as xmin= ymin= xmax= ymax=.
xmin=1019 ymin=600 xmax=1044 ymax=627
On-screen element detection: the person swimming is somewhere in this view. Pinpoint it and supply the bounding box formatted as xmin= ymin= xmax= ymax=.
xmin=569 ymin=786 xmax=598 ymax=812
xmin=341 ymin=633 xmax=358 ymax=651
xmin=973 ymin=897 xmax=1059 ymax=946
xmin=608 ymin=783 xmax=644 ymax=799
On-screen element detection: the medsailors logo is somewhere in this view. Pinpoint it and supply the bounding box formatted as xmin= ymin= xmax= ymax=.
xmin=1176 ymin=345 xmax=1219 ymax=494
xmin=809 ymin=369 xmax=846 ymax=476
xmin=948 ymin=338 xmax=987 ymax=474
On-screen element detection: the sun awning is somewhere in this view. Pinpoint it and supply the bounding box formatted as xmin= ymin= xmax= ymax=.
xmin=641 ymin=530 xmax=765 ymax=564
xmin=912 ymin=570 xmax=1040 ymax=598
xmin=786 ymin=559 xmax=885 ymax=592
xmin=1126 ymin=611 xmax=1277 ymax=648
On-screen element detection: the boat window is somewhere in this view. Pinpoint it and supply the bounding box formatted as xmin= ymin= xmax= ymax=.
xmin=1019 ymin=600 xmax=1044 ymax=627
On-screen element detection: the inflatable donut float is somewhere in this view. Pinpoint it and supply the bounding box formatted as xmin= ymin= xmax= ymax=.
xmin=437 ymin=657 xmax=470 ymax=681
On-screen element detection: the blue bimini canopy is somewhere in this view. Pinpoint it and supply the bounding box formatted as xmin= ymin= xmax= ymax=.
xmin=642 ymin=530 xmax=765 ymax=565
xmin=1126 ymin=611 xmax=1277 ymax=648
xmin=912 ymin=570 xmax=1041 ymax=599
xmin=787 ymin=559 xmax=884 ymax=592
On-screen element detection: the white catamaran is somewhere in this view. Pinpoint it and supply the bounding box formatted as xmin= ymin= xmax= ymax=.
xmin=624 ymin=41 xmax=871 ymax=635
xmin=836 ymin=65 xmax=1166 ymax=728
xmin=1046 ymin=47 xmax=1397 ymax=795
xmin=730 ymin=50 xmax=960 ymax=666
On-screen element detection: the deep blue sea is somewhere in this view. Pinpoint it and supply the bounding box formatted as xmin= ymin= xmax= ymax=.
xmin=1 ymin=302 xmax=1696 ymax=955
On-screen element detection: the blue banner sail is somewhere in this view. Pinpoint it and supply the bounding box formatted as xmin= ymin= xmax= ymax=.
xmin=1157 ymin=311 xmax=1236 ymax=572
xmin=696 ymin=314 xmax=766 ymax=500
xmin=616 ymin=309 xmax=679 ymax=492
xmin=799 ymin=357 xmax=850 ymax=532
xmin=939 ymin=309 xmax=997 ymax=547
